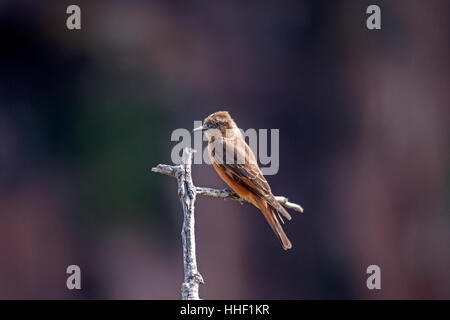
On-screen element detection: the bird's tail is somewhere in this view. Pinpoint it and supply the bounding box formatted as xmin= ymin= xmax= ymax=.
xmin=256 ymin=198 xmax=292 ymax=250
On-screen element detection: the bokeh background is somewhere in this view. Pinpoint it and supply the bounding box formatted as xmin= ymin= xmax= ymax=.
xmin=0 ymin=0 xmax=449 ymax=299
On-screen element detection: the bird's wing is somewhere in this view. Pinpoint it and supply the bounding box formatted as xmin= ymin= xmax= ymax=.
xmin=214 ymin=139 xmax=292 ymax=221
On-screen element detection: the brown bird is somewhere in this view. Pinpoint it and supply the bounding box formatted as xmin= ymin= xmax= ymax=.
xmin=193 ymin=111 xmax=293 ymax=250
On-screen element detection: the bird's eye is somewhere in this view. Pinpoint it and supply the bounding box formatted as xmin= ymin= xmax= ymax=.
xmin=215 ymin=121 xmax=220 ymax=127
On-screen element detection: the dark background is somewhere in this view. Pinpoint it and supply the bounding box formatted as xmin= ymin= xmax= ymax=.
xmin=0 ymin=0 xmax=449 ymax=299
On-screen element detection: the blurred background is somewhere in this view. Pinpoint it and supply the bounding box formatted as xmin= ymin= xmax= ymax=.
xmin=0 ymin=0 xmax=449 ymax=299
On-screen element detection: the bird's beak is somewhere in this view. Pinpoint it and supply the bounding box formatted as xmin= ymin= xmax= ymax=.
xmin=192 ymin=124 xmax=209 ymax=132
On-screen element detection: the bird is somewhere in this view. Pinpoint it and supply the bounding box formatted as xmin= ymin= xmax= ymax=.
xmin=193 ymin=111 xmax=294 ymax=250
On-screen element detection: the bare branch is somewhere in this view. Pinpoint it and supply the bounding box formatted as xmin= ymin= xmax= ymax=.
xmin=274 ymin=196 xmax=304 ymax=213
xmin=151 ymin=148 xmax=304 ymax=299
xmin=151 ymin=163 xmax=179 ymax=178
xmin=195 ymin=186 xmax=304 ymax=213
xmin=153 ymin=148 xmax=203 ymax=300
xmin=195 ymin=186 xmax=242 ymax=200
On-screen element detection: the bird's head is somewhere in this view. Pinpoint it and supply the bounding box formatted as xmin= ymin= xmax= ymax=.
xmin=193 ymin=111 xmax=239 ymax=138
